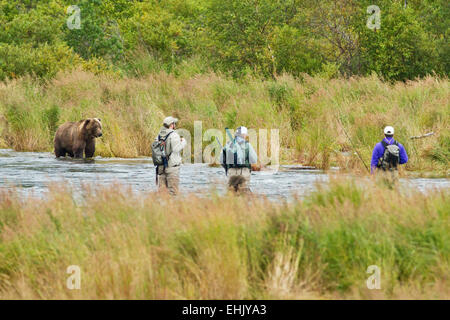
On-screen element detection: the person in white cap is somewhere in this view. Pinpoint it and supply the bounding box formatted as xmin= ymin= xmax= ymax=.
xmin=154 ymin=116 xmax=186 ymax=195
xmin=370 ymin=126 xmax=408 ymax=174
xmin=220 ymin=126 xmax=257 ymax=193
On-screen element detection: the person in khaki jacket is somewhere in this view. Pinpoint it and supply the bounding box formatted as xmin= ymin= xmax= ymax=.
xmin=155 ymin=116 xmax=186 ymax=195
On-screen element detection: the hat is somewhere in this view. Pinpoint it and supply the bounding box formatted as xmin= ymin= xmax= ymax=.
xmin=163 ymin=116 xmax=179 ymax=126
xmin=384 ymin=126 xmax=394 ymax=135
xmin=235 ymin=126 xmax=248 ymax=137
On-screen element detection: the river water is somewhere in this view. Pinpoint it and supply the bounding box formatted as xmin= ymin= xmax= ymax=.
xmin=0 ymin=149 xmax=448 ymax=200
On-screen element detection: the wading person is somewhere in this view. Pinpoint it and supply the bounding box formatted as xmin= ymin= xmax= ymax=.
xmin=370 ymin=126 xmax=408 ymax=182
xmin=152 ymin=116 xmax=186 ymax=195
xmin=220 ymin=126 xmax=257 ymax=193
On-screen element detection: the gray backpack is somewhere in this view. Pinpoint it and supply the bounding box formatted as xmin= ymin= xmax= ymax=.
xmin=379 ymin=140 xmax=400 ymax=171
xmin=222 ymin=140 xmax=251 ymax=169
xmin=151 ymin=132 xmax=173 ymax=167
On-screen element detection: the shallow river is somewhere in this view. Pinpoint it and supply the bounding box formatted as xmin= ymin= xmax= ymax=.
xmin=0 ymin=149 xmax=448 ymax=200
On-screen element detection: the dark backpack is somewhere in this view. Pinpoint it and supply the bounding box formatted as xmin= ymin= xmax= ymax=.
xmin=151 ymin=131 xmax=173 ymax=167
xmin=378 ymin=140 xmax=400 ymax=171
xmin=222 ymin=140 xmax=251 ymax=172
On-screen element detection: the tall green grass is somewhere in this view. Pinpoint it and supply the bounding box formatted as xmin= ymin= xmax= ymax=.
xmin=0 ymin=178 xmax=448 ymax=299
xmin=0 ymin=70 xmax=448 ymax=173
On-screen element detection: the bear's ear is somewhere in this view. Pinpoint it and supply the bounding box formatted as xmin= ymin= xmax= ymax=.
xmin=97 ymin=118 xmax=101 ymax=122
xmin=83 ymin=119 xmax=91 ymax=127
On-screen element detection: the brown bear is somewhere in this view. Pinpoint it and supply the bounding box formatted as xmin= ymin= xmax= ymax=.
xmin=54 ymin=118 xmax=102 ymax=158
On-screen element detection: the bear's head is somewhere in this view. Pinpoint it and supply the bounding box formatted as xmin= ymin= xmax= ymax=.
xmin=81 ymin=118 xmax=102 ymax=138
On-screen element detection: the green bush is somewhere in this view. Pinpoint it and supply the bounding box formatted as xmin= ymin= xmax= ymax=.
xmin=63 ymin=0 xmax=124 ymax=62
xmin=120 ymin=1 xmax=190 ymax=62
xmin=0 ymin=4 xmax=64 ymax=46
xmin=0 ymin=42 xmax=82 ymax=80
xmin=271 ymin=25 xmax=323 ymax=77
xmin=358 ymin=3 xmax=441 ymax=81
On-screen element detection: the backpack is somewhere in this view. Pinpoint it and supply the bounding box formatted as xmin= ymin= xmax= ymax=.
xmin=222 ymin=140 xmax=251 ymax=171
xmin=378 ymin=140 xmax=400 ymax=171
xmin=151 ymin=131 xmax=173 ymax=167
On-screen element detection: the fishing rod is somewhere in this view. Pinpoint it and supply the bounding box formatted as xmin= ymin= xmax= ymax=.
xmin=214 ymin=136 xmax=223 ymax=149
xmin=335 ymin=111 xmax=370 ymax=173
xmin=214 ymin=128 xmax=235 ymax=175
xmin=213 ymin=128 xmax=234 ymax=149
xmin=214 ymin=135 xmax=226 ymax=174
xmin=225 ymin=127 xmax=234 ymax=142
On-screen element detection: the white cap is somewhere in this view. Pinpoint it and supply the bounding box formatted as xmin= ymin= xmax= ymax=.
xmin=235 ymin=126 xmax=248 ymax=137
xmin=384 ymin=126 xmax=394 ymax=135
xmin=163 ymin=116 xmax=178 ymax=126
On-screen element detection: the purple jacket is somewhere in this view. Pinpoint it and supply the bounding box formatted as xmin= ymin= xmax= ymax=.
xmin=371 ymin=137 xmax=408 ymax=173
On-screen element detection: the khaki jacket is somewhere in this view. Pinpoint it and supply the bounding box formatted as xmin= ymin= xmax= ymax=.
xmin=155 ymin=127 xmax=187 ymax=167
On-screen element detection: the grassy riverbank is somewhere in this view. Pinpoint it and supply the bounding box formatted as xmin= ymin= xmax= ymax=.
xmin=0 ymin=71 xmax=448 ymax=174
xmin=0 ymin=178 xmax=448 ymax=299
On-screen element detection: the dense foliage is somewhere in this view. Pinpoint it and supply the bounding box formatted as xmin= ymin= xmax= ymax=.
xmin=0 ymin=0 xmax=448 ymax=81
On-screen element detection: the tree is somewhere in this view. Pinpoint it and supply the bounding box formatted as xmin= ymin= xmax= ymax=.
xmin=358 ymin=3 xmax=440 ymax=81
xmin=63 ymin=0 xmax=123 ymax=62
xmin=202 ymin=0 xmax=301 ymax=77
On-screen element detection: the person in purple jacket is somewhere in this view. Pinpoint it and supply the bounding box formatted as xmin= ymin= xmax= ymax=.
xmin=371 ymin=126 xmax=408 ymax=174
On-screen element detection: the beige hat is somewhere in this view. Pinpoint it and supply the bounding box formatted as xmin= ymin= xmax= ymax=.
xmin=163 ymin=116 xmax=178 ymax=126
